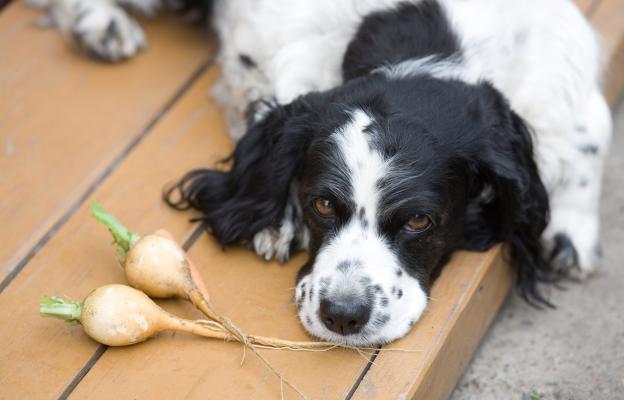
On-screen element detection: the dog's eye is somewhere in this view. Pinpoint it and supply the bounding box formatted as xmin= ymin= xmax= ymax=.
xmin=313 ymin=198 xmax=335 ymax=217
xmin=404 ymin=214 xmax=432 ymax=233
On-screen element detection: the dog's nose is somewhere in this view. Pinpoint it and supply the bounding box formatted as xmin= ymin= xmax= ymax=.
xmin=319 ymin=298 xmax=371 ymax=335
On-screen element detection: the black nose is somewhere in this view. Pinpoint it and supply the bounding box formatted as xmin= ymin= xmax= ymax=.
xmin=319 ymin=298 xmax=371 ymax=335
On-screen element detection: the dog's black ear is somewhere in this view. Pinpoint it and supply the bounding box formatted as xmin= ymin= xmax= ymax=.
xmin=165 ymin=99 xmax=313 ymax=246
xmin=462 ymin=83 xmax=553 ymax=306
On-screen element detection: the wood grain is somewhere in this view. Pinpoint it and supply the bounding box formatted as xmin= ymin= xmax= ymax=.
xmin=0 ymin=2 xmax=212 ymax=282
xmin=0 ymin=68 xmax=229 ymax=400
xmin=590 ymin=0 xmax=624 ymax=104
xmin=574 ymin=0 xmax=602 ymax=15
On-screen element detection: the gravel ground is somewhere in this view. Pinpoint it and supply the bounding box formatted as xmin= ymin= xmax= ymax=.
xmin=450 ymin=98 xmax=624 ymax=400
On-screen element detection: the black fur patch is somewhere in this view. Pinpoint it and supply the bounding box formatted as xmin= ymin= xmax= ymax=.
xmin=373 ymin=313 xmax=390 ymax=327
xmin=343 ymin=0 xmax=461 ymax=80
xmin=300 ymin=288 xmax=306 ymax=303
xmin=550 ymin=233 xmax=579 ymax=273
xmin=358 ymin=207 xmax=369 ymax=229
xmin=337 ymin=260 xmax=351 ymax=272
xmin=337 ymin=259 xmax=363 ymax=272
xmin=359 ymin=276 xmax=372 ymax=286
xmin=238 ymin=53 xmax=257 ymax=69
xmin=579 ymin=144 xmax=599 ymax=155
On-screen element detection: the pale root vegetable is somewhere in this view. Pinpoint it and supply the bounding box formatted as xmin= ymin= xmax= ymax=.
xmin=40 ymin=284 xmax=331 ymax=350
xmin=40 ymin=285 xmax=320 ymax=400
xmin=91 ymin=202 xmax=210 ymax=299
xmin=90 ymin=202 xmax=333 ymax=350
xmin=40 ymin=284 xmax=228 ymax=346
xmin=92 ymin=202 xmax=236 ymax=337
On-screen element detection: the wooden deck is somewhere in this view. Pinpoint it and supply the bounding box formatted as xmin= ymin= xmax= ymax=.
xmin=1 ymin=1 xmax=622 ymax=399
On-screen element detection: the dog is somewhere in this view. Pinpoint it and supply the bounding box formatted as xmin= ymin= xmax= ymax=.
xmin=27 ymin=0 xmax=612 ymax=346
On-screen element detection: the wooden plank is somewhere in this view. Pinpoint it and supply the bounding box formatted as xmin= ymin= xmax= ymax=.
xmin=70 ymin=244 xmax=372 ymax=399
xmin=574 ymin=0 xmax=602 ymax=15
xmin=350 ymin=247 xmax=512 ymax=400
xmin=0 ymin=67 xmax=228 ymax=400
xmin=0 ymin=2 xmax=212 ymax=282
xmin=590 ymin=0 xmax=624 ymax=104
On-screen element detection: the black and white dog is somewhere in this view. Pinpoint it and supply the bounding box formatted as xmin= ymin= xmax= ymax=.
xmin=28 ymin=0 xmax=612 ymax=346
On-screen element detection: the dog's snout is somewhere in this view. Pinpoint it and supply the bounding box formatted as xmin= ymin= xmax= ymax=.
xmin=319 ymin=298 xmax=371 ymax=335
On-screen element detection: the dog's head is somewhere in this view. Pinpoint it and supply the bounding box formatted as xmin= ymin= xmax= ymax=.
xmin=168 ymin=75 xmax=550 ymax=345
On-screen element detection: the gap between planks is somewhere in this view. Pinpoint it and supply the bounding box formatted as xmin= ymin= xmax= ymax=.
xmin=0 ymin=54 xmax=216 ymax=296
xmin=345 ymin=348 xmax=381 ymax=400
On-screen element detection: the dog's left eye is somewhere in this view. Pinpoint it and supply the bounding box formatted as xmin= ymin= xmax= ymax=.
xmin=404 ymin=214 xmax=432 ymax=233
xmin=313 ymin=197 xmax=335 ymax=218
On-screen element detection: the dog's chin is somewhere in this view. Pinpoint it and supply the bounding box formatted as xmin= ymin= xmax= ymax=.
xmin=299 ymin=324 xmax=390 ymax=347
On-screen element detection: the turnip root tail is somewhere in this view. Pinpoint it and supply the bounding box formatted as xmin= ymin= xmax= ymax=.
xmin=91 ymin=202 xmax=141 ymax=258
xmin=40 ymin=296 xmax=82 ymax=325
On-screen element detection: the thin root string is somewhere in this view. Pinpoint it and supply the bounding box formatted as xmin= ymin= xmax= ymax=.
xmin=189 ymin=290 xmax=420 ymax=400
xmin=222 ymin=316 xmax=308 ymax=400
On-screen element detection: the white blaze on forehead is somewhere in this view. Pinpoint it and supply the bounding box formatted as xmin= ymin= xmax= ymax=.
xmin=333 ymin=109 xmax=387 ymax=229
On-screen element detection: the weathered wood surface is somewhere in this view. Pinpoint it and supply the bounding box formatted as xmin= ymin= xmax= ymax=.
xmin=0 ymin=53 xmax=223 ymax=400
xmin=591 ymin=0 xmax=624 ymax=104
xmin=0 ymin=2 xmax=213 ymax=283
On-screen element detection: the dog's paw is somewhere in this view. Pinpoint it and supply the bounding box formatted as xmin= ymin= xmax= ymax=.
xmin=69 ymin=3 xmax=146 ymax=62
xmin=548 ymin=232 xmax=602 ymax=280
xmin=252 ymin=227 xmax=292 ymax=263
xmin=549 ymin=233 xmax=579 ymax=273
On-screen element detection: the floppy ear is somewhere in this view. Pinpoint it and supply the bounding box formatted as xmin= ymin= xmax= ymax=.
xmin=462 ymin=83 xmax=553 ymax=306
xmin=165 ymin=100 xmax=313 ymax=246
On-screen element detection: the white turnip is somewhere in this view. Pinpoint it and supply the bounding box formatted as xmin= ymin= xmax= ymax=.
xmin=40 ymin=284 xmax=331 ymax=349
xmin=40 ymin=284 xmax=227 ymax=346
xmin=91 ymin=202 xmax=209 ymax=300
xmin=90 ymin=203 xmax=335 ymax=350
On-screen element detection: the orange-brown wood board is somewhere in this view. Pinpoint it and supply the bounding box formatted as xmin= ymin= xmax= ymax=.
xmin=0 ymin=1 xmax=622 ymax=399
xmin=0 ymin=3 xmax=213 ymax=282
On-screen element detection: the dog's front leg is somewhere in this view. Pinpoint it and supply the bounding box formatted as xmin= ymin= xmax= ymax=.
xmin=24 ymin=0 xmax=163 ymax=61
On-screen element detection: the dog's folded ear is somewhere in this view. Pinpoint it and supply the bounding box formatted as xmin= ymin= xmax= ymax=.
xmin=164 ymin=99 xmax=314 ymax=246
xmin=461 ymin=82 xmax=553 ymax=306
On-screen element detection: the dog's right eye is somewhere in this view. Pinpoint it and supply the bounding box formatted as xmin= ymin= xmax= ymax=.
xmin=404 ymin=214 xmax=432 ymax=233
xmin=313 ymin=198 xmax=335 ymax=218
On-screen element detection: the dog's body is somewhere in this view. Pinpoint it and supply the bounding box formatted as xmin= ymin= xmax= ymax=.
xmin=28 ymin=0 xmax=611 ymax=345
